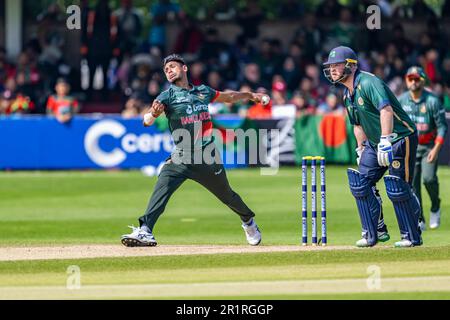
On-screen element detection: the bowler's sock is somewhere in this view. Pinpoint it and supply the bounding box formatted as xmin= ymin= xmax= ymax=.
xmin=140 ymin=225 xmax=151 ymax=233
xmin=242 ymin=218 xmax=253 ymax=226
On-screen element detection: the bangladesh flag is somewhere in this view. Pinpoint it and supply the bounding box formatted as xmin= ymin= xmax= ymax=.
xmin=295 ymin=114 xmax=357 ymax=164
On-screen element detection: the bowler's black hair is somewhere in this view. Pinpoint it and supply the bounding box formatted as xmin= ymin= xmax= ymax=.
xmin=163 ymin=54 xmax=186 ymax=67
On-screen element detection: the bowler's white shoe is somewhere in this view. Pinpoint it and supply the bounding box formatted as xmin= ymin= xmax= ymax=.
xmin=419 ymin=220 xmax=426 ymax=232
xmin=121 ymin=225 xmax=157 ymax=247
xmin=242 ymin=219 xmax=261 ymax=246
xmin=429 ymin=209 xmax=441 ymax=229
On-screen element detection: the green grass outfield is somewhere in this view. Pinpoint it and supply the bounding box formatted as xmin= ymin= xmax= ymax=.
xmin=0 ymin=166 xmax=449 ymax=299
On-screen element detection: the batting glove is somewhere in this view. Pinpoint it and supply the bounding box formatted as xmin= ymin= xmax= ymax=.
xmin=377 ymin=134 xmax=395 ymax=167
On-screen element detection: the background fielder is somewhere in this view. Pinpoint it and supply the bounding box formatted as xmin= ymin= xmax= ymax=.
xmin=398 ymin=66 xmax=448 ymax=231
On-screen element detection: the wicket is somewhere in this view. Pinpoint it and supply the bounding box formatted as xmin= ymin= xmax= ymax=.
xmin=302 ymin=156 xmax=327 ymax=246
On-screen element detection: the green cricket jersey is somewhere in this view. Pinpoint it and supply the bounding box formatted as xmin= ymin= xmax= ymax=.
xmin=398 ymin=89 xmax=448 ymax=146
xmin=156 ymin=83 xmax=219 ymax=151
xmin=343 ymin=70 xmax=416 ymax=147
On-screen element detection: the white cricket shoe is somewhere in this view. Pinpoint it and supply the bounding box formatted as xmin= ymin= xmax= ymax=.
xmin=121 ymin=225 xmax=157 ymax=247
xmin=429 ymin=209 xmax=441 ymax=229
xmin=394 ymin=239 xmax=414 ymax=248
xmin=356 ymin=238 xmax=370 ymax=247
xmin=419 ymin=220 xmax=426 ymax=232
xmin=242 ymin=219 xmax=261 ymax=246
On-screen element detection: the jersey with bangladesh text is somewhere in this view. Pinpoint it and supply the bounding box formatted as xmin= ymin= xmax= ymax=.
xmin=156 ymin=83 xmax=219 ymax=152
xmin=397 ymin=89 xmax=448 ymax=146
xmin=343 ymin=70 xmax=416 ymax=147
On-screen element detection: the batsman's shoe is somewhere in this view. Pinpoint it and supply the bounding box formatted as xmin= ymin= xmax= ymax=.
xmin=429 ymin=209 xmax=441 ymax=229
xmin=419 ymin=220 xmax=427 ymax=232
xmin=121 ymin=225 xmax=157 ymax=247
xmin=377 ymin=231 xmax=390 ymax=242
xmin=394 ymin=239 xmax=414 ymax=248
xmin=242 ymin=219 xmax=261 ymax=246
xmin=356 ymin=238 xmax=374 ymax=247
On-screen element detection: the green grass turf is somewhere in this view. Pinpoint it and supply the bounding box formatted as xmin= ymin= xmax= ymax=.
xmin=0 ymin=166 xmax=449 ymax=246
xmin=0 ymin=167 xmax=449 ymax=299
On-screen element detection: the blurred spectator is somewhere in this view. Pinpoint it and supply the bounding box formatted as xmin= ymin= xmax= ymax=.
xmin=299 ymin=76 xmax=319 ymax=106
xmin=81 ymin=0 xmax=120 ymax=100
xmin=199 ymin=27 xmax=229 ymax=67
xmin=129 ymin=79 xmax=161 ymax=105
xmin=305 ymin=64 xmax=330 ymax=100
xmin=293 ymin=13 xmax=323 ymax=64
xmin=0 ymin=47 xmax=14 ymax=88
xmin=13 ymin=52 xmax=41 ymax=101
xmin=46 ymin=78 xmax=79 ymax=123
xmin=315 ymin=0 xmax=343 ymax=20
xmin=390 ymin=24 xmax=413 ymax=60
xmin=393 ymin=0 xmax=437 ymax=19
xmin=148 ymin=0 xmax=182 ymax=55
xmin=423 ymin=49 xmax=440 ymax=83
xmin=236 ymin=0 xmax=264 ymax=42
xmin=38 ymin=32 xmax=66 ymax=94
xmin=113 ymin=0 xmax=143 ymax=56
xmin=173 ymin=16 xmax=204 ymax=55
xmin=190 ymin=61 xmax=206 ymax=86
xmin=326 ymin=8 xmax=356 ymax=49
xmin=255 ymin=39 xmax=279 ymax=88
xmin=291 ymin=90 xmax=315 ymax=117
xmin=0 ymin=78 xmax=17 ymax=114
xmin=0 ymin=91 xmax=11 ymax=114
xmin=9 ymin=91 xmax=35 ymax=115
xmin=207 ymin=71 xmax=224 ymax=91
xmin=441 ymin=57 xmax=450 ymax=85
xmin=279 ymin=0 xmax=304 ymax=20
xmin=271 ymin=75 xmax=288 ymax=105
xmin=231 ymin=34 xmax=257 ymax=66
xmin=317 ymin=92 xmax=345 ymax=115
xmin=281 ymin=56 xmax=302 ymax=92
xmin=288 ymin=42 xmax=306 ymax=73
xmin=121 ymin=97 xmax=142 ymax=118
xmin=208 ymin=0 xmax=236 ymax=21
xmin=240 ymin=63 xmax=262 ymax=90
xmin=443 ymin=81 xmax=450 ymax=112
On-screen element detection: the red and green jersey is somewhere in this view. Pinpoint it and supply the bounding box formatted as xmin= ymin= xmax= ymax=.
xmin=156 ymin=84 xmax=219 ymax=151
xmin=343 ymin=70 xmax=416 ymax=147
xmin=46 ymin=95 xmax=79 ymax=115
xmin=398 ymin=89 xmax=448 ymax=146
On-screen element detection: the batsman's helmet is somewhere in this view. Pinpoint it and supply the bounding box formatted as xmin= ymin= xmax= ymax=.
xmin=323 ymin=46 xmax=358 ymax=84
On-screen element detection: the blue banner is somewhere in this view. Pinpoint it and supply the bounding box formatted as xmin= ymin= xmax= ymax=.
xmin=0 ymin=116 xmax=173 ymax=170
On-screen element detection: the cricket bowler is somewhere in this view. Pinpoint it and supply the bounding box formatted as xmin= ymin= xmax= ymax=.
xmin=323 ymin=46 xmax=422 ymax=247
xmin=121 ymin=54 xmax=266 ymax=247
xmin=398 ymin=66 xmax=448 ymax=231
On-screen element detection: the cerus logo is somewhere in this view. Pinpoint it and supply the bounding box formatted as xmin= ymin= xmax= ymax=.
xmin=84 ymin=119 xmax=173 ymax=167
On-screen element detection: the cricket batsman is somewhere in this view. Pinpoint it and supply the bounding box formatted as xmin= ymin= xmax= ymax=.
xmin=398 ymin=66 xmax=448 ymax=230
xmin=121 ymin=54 xmax=266 ymax=247
xmin=323 ymin=46 xmax=422 ymax=247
